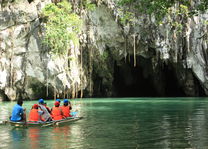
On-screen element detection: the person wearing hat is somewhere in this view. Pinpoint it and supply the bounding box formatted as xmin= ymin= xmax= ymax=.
xmin=56 ymin=99 xmax=61 ymax=103
xmin=38 ymin=99 xmax=52 ymax=121
xmin=29 ymin=104 xmax=44 ymax=121
xmin=43 ymin=102 xmax=51 ymax=114
xmin=10 ymin=100 xmax=26 ymax=122
xmin=51 ymin=101 xmax=64 ymax=120
xmin=61 ymin=99 xmax=72 ymax=118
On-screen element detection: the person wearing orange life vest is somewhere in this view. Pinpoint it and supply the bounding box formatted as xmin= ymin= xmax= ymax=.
xmin=61 ymin=99 xmax=72 ymax=118
xmin=29 ymin=104 xmax=44 ymax=121
xmin=51 ymin=101 xmax=65 ymax=120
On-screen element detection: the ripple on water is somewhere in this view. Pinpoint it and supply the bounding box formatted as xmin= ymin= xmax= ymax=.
xmin=0 ymin=98 xmax=208 ymax=148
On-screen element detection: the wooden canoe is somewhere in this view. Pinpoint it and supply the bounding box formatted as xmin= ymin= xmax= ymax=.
xmin=7 ymin=117 xmax=83 ymax=128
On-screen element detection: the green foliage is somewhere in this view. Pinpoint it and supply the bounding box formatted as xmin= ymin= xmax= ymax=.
xmin=41 ymin=1 xmax=82 ymax=55
xmin=118 ymin=0 xmax=208 ymax=21
xmin=204 ymin=20 xmax=208 ymax=25
xmin=118 ymin=8 xmax=135 ymax=25
xmin=172 ymin=21 xmax=183 ymax=32
xmin=197 ymin=1 xmax=208 ymax=12
xmin=82 ymin=0 xmax=96 ymax=11
xmin=117 ymin=0 xmax=208 ymax=33
xmin=117 ymin=0 xmax=135 ymax=6
xmin=100 ymin=51 xmax=109 ymax=61
xmin=168 ymin=4 xmax=189 ymax=32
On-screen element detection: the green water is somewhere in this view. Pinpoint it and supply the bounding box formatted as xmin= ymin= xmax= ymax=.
xmin=1 ymin=98 xmax=208 ymax=148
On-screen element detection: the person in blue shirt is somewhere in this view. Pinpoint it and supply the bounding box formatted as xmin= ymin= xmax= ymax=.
xmin=10 ymin=100 xmax=26 ymax=122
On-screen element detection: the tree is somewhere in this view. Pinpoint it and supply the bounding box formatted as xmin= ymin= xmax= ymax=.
xmin=118 ymin=0 xmax=208 ymax=22
xmin=41 ymin=1 xmax=82 ymax=55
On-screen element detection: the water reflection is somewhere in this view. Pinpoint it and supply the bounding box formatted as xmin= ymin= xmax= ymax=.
xmin=1 ymin=98 xmax=208 ymax=148
xmin=51 ymin=126 xmax=72 ymax=149
xmin=11 ymin=128 xmax=27 ymax=141
xmin=28 ymin=128 xmax=40 ymax=149
xmin=9 ymin=128 xmax=28 ymax=149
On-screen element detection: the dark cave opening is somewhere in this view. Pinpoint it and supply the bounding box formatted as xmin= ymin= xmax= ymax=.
xmin=113 ymin=56 xmax=188 ymax=97
xmin=162 ymin=64 xmax=186 ymax=97
xmin=113 ymin=56 xmax=159 ymax=97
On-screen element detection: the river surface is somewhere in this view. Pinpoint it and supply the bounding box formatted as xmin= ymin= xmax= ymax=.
xmin=0 ymin=98 xmax=208 ymax=149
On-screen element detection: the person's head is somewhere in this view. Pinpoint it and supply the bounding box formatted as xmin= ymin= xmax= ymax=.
xmin=44 ymin=102 xmax=47 ymax=106
xmin=54 ymin=101 xmax=60 ymax=107
xmin=56 ymin=99 xmax=61 ymax=103
xmin=63 ymin=99 xmax=69 ymax=106
xmin=39 ymin=99 xmax=44 ymax=104
xmin=32 ymin=104 xmax=39 ymax=109
xmin=17 ymin=100 xmax=23 ymax=106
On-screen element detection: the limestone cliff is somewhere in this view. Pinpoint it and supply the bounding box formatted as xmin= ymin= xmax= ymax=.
xmin=0 ymin=0 xmax=207 ymax=100
xmin=0 ymin=0 xmax=84 ymax=100
xmin=83 ymin=0 xmax=208 ymax=97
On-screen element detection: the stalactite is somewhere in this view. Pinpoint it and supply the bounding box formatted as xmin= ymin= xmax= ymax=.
xmin=75 ymin=83 xmax=77 ymax=98
xmin=89 ymin=47 xmax=93 ymax=97
xmin=64 ymin=86 xmax=66 ymax=98
xmin=133 ymin=34 xmax=136 ymax=67
xmin=80 ymin=45 xmax=83 ymax=98
xmin=46 ymin=70 xmax=49 ymax=97
xmin=66 ymin=89 xmax=69 ymax=99
xmin=46 ymin=48 xmax=49 ymax=97
xmin=54 ymin=87 xmax=56 ymax=101
xmin=124 ymin=35 xmax=127 ymax=63
xmin=9 ymin=28 xmax=14 ymax=87
xmin=72 ymin=83 xmax=75 ymax=99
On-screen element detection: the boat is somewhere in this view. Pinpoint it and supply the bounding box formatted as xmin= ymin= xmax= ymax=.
xmin=7 ymin=116 xmax=83 ymax=128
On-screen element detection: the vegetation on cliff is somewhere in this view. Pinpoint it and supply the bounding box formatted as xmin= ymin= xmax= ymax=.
xmin=118 ymin=0 xmax=208 ymax=21
xmin=41 ymin=1 xmax=82 ymax=55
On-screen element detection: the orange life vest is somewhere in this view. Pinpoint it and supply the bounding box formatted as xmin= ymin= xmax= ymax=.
xmin=29 ymin=109 xmax=40 ymax=121
xmin=51 ymin=107 xmax=63 ymax=120
xmin=61 ymin=106 xmax=71 ymax=117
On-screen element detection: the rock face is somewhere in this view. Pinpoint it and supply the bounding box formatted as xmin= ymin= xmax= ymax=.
xmin=0 ymin=0 xmax=84 ymax=101
xmin=0 ymin=0 xmax=207 ymax=100
xmin=83 ymin=0 xmax=208 ymax=97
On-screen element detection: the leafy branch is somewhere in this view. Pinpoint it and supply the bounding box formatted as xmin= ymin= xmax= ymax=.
xmin=41 ymin=0 xmax=82 ymax=55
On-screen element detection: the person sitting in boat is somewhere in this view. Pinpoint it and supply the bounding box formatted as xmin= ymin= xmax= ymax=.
xmin=51 ymin=101 xmax=65 ymax=120
xmin=61 ymin=99 xmax=72 ymax=118
xmin=56 ymin=99 xmax=61 ymax=103
xmin=29 ymin=104 xmax=44 ymax=122
xmin=10 ymin=100 xmax=26 ymax=122
xmin=68 ymin=100 xmax=72 ymax=110
xmin=43 ymin=102 xmax=51 ymax=114
xmin=38 ymin=99 xmax=52 ymax=121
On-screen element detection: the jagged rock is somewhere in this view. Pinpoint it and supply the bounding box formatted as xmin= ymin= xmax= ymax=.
xmin=0 ymin=0 xmax=207 ymax=100
xmin=0 ymin=0 xmax=83 ymax=100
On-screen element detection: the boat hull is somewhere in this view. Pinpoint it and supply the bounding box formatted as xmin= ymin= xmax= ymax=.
xmin=8 ymin=117 xmax=83 ymax=128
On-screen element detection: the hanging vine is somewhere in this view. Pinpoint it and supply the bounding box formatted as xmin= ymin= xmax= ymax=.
xmin=41 ymin=0 xmax=83 ymax=99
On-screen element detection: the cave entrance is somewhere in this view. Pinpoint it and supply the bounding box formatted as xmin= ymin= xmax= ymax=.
xmin=113 ymin=56 xmax=158 ymax=97
xmin=162 ymin=64 xmax=186 ymax=97
xmin=113 ymin=56 xmax=187 ymax=97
